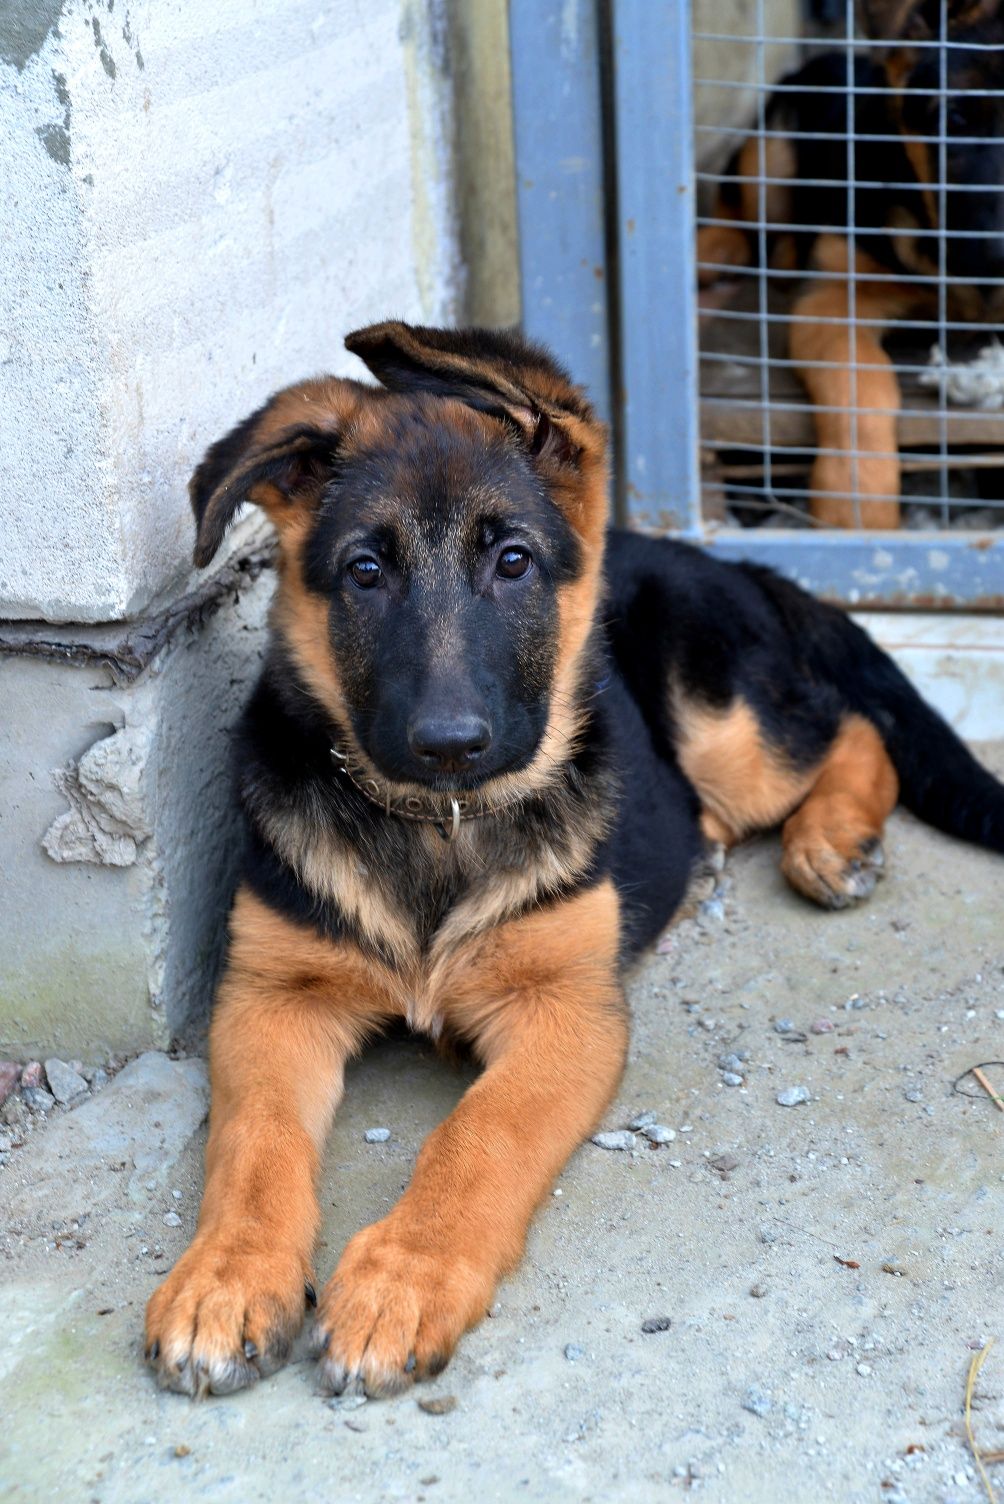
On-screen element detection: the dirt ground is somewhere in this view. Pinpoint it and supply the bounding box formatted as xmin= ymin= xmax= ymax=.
xmin=3 ymin=747 xmax=1003 ymax=1504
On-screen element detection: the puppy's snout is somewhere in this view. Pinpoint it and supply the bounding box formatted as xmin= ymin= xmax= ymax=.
xmin=407 ymin=712 xmax=492 ymax=773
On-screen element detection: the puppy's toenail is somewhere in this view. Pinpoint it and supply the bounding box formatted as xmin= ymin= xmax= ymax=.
xmin=147 ymin=1340 xmax=160 ymax=1362
xmin=305 ymin=1281 xmax=317 ymax=1308
xmin=404 ymin=1353 xmax=416 ymax=1373
xmin=244 ymin=1340 xmax=258 ymax=1360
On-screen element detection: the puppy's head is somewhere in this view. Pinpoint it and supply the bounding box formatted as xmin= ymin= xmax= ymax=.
xmin=863 ymin=0 xmax=1004 ymax=284
xmin=190 ymin=323 xmax=609 ymax=794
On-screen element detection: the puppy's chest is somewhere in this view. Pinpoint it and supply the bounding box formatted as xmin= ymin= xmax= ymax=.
xmin=312 ymin=824 xmax=547 ymax=970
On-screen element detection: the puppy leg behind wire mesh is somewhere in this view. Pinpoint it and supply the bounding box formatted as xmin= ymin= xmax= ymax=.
xmin=790 ymin=247 xmax=916 ymax=529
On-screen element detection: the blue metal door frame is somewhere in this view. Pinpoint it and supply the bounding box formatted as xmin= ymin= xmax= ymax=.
xmin=509 ymin=0 xmax=1004 ymax=609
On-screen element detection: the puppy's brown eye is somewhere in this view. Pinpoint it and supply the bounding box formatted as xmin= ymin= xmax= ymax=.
xmin=496 ymin=546 xmax=532 ymax=580
xmin=349 ymin=557 xmax=382 ymax=589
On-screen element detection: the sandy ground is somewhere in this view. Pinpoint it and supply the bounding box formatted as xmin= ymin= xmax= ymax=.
xmin=2 ymin=747 xmax=1003 ymax=1504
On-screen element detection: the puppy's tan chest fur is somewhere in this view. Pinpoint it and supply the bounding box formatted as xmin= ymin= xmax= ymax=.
xmin=268 ymin=810 xmax=572 ymax=1004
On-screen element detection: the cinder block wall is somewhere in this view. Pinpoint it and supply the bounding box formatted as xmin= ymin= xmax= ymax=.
xmin=0 ymin=0 xmax=466 ymax=1055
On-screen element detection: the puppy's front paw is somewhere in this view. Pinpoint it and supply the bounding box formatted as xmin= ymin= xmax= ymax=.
xmin=145 ymin=1235 xmax=313 ymax=1398
xmin=311 ymin=1219 xmax=491 ymax=1398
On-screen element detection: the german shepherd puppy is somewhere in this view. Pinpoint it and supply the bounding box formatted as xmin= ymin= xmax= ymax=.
xmin=697 ymin=0 xmax=1004 ymax=528
xmin=145 ymin=320 xmax=1004 ymax=1400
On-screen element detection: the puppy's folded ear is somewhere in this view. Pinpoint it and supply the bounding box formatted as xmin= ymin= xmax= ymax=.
xmin=345 ymin=321 xmax=592 ymax=421
xmin=345 ymin=321 xmax=608 ymax=540
xmin=189 ymin=377 xmax=365 ymax=567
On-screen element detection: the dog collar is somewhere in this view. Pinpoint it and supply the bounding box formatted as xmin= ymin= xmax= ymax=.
xmin=330 ymin=745 xmax=493 ymax=842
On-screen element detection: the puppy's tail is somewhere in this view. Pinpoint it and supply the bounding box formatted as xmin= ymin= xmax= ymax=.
xmin=747 ymin=564 xmax=1004 ymax=853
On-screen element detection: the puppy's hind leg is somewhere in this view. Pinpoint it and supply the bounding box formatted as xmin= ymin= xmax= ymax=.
xmin=781 ymin=714 xmax=899 ymax=909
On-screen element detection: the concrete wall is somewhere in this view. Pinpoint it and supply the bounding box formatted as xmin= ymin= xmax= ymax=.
xmin=0 ymin=0 xmax=465 ymax=1055
xmin=1 ymin=0 xmax=461 ymax=624
xmin=0 ymin=556 xmax=273 ymax=1056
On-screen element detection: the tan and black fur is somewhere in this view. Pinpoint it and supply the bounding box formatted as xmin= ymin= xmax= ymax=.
xmin=145 ymin=321 xmax=1004 ymax=1400
xmin=698 ymin=0 xmax=1004 ymax=527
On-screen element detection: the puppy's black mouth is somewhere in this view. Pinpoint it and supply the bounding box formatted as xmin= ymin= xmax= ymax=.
xmin=373 ymin=752 xmax=523 ymax=796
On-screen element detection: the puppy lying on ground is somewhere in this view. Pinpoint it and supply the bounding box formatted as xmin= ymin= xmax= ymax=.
xmin=146 ymin=321 xmax=1004 ymax=1399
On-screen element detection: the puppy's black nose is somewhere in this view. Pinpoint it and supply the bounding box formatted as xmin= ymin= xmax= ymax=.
xmin=407 ymin=713 xmax=492 ymax=772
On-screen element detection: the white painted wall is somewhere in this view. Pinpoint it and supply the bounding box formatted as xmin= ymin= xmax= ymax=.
xmin=0 ymin=0 xmax=461 ymax=623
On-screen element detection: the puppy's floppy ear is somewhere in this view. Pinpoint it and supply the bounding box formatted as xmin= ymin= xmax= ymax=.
xmin=189 ymin=377 xmax=365 ymax=567
xmin=345 ymin=321 xmax=593 ymax=422
xmin=345 ymin=321 xmax=608 ymax=539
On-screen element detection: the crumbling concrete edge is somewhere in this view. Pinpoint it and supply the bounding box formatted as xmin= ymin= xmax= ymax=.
xmin=0 ymin=542 xmax=276 ymax=686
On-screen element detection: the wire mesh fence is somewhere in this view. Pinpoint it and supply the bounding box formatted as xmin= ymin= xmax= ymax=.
xmin=694 ymin=0 xmax=1004 ymax=536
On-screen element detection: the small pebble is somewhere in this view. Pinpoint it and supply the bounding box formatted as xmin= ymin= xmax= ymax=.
xmin=742 ymin=1385 xmax=772 ymax=1417
xmin=721 ymin=1072 xmax=743 ymax=1087
xmin=417 ymin=1395 xmax=457 ymax=1415
xmin=749 ymin=1283 xmax=768 ymax=1299
xmin=162 ymin=1212 xmax=182 ymax=1228
xmin=710 ymin=1153 xmax=739 ymax=1174
xmin=363 ymin=1127 xmax=390 ymax=1144
xmin=774 ymin=1019 xmax=796 ymax=1035
xmin=758 ymin=1225 xmax=777 ymax=1245
xmin=718 ymin=1053 xmax=744 ymax=1073
xmin=591 ymin=1130 xmax=637 ymax=1152
xmin=856 ymin=1362 xmax=872 ymax=1377
xmin=344 ymin=1418 xmax=368 ymax=1433
xmin=776 ymin=1086 xmax=810 ymax=1107
xmin=89 ymin=1068 xmax=109 ymax=1092
xmin=642 ymin=1124 xmax=675 ymax=1144
xmin=904 ymin=1089 xmax=923 ymax=1103
xmin=44 ymin=1058 xmax=88 ymax=1106
xmin=22 ymin=1086 xmax=55 ymax=1113
xmin=20 ymin=1062 xmax=43 ymax=1090
xmin=564 ymin=1343 xmax=584 ymax=1361
xmin=629 ymin=1110 xmax=657 ymax=1130
xmin=640 ymin=1316 xmax=671 ymax=1334
xmin=697 ymin=897 xmax=725 ymax=924
xmin=810 ymin=1018 xmax=835 ymax=1035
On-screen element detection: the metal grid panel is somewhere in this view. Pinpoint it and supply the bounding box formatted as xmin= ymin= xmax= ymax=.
xmin=511 ymin=0 xmax=1004 ymax=607
xmin=694 ymin=2 xmax=1004 ymax=555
